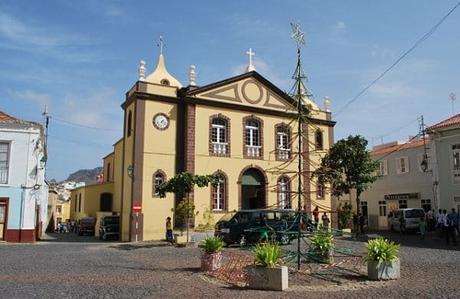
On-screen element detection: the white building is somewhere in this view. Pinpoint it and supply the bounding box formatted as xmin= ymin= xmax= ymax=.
xmin=0 ymin=111 xmax=48 ymax=242
xmin=428 ymin=114 xmax=460 ymax=212
xmin=339 ymin=138 xmax=433 ymax=230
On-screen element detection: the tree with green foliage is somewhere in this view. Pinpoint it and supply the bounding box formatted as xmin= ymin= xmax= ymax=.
xmin=314 ymin=135 xmax=379 ymax=211
xmin=156 ymin=172 xmax=219 ymax=242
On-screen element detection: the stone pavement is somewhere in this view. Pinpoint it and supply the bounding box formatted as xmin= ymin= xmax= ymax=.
xmin=0 ymin=231 xmax=458 ymax=298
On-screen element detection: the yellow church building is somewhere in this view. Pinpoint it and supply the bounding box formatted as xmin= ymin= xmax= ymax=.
xmin=71 ymin=44 xmax=336 ymax=242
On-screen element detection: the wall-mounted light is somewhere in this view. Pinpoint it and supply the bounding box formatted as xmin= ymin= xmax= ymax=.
xmin=127 ymin=165 xmax=134 ymax=178
xmin=40 ymin=156 xmax=47 ymax=169
xmin=420 ymin=155 xmax=428 ymax=172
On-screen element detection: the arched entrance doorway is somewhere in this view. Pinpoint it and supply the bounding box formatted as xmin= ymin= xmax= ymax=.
xmin=240 ymin=168 xmax=266 ymax=209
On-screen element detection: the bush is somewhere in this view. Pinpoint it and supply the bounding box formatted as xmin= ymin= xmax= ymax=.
xmin=253 ymin=243 xmax=282 ymax=268
xmin=201 ymin=236 xmax=224 ymax=254
xmin=310 ymin=230 xmax=335 ymax=256
xmin=365 ymin=237 xmax=400 ymax=263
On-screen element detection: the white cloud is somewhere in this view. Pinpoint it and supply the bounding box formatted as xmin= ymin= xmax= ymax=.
xmin=335 ymin=21 xmax=346 ymax=31
xmin=0 ymin=12 xmax=92 ymax=49
xmin=62 ymin=88 xmax=122 ymax=129
xmin=8 ymin=90 xmax=51 ymax=109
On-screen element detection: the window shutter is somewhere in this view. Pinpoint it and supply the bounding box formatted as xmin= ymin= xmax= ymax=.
xmin=396 ymin=158 xmax=401 ymax=174
xmin=405 ymin=157 xmax=410 ymax=173
xmin=383 ymin=160 xmax=388 ymax=175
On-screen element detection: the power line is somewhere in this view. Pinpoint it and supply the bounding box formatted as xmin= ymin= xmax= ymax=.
xmin=370 ymin=117 xmax=419 ymax=143
xmin=50 ymin=115 xmax=120 ymax=132
xmin=335 ymin=1 xmax=460 ymax=117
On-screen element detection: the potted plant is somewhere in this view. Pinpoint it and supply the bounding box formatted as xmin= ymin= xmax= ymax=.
xmin=309 ymin=230 xmax=335 ymax=263
xmin=247 ymin=243 xmax=288 ymax=291
xmin=200 ymin=236 xmax=224 ymax=271
xmin=365 ymin=237 xmax=400 ymax=280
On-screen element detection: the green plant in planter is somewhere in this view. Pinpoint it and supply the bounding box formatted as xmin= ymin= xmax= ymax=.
xmin=201 ymin=236 xmax=224 ymax=254
xmin=253 ymin=243 xmax=282 ymax=268
xmin=309 ymin=230 xmax=335 ymax=258
xmin=365 ymin=237 xmax=400 ymax=263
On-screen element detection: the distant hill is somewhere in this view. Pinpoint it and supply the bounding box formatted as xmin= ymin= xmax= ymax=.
xmin=66 ymin=167 xmax=103 ymax=184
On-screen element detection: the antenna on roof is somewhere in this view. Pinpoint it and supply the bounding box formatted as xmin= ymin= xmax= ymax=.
xmin=450 ymin=92 xmax=456 ymax=116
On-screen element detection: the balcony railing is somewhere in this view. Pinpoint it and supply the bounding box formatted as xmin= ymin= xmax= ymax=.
xmin=277 ymin=149 xmax=290 ymax=160
xmin=0 ymin=168 xmax=8 ymax=184
xmin=212 ymin=142 xmax=228 ymax=155
xmin=245 ymin=145 xmax=261 ymax=158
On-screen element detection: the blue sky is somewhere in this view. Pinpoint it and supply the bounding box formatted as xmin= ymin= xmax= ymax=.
xmin=1 ymin=0 xmax=459 ymax=180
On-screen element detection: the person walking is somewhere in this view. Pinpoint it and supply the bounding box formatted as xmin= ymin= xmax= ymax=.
xmin=313 ymin=206 xmax=320 ymax=230
xmin=426 ymin=209 xmax=434 ymax=231
xmin=359 ymin=213 xmax=365 ymax=235
xmin=321 ymin=212 xmax=330 ymax=230
xmin=419 ymin=216 xmax=426 ymax=240
xmin=447 ymin=209 xmax=458 ymax=246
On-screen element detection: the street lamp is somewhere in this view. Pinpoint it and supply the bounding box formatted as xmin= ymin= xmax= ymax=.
xmin=420 ymin=154 xmax=428 ymax=172
xmin=127 ymin=165 xmax=134 ymax=178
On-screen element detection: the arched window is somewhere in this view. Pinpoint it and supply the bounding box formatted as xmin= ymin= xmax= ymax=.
xmin=210 ymin=116 xmax=229 ymax=155
xmin=244 ymin=116 xmax=263 ymax=158
xmin=153 ymin=170 xmax=166 ymax=197
xmin=277 ymin=176 xmax=291 ymax=209
xmin=127 ymin=110 xmax=132 ymax=137
xmin=212 ymin=173 xmax=227 ymax=211
xmin=317 ymin=182 xmax=325 ymax=199
xmin=106 ymin=163 xmax=111 ymax=182
xmin=275 ymin=124 xmax=290 ymax=160
xmin=315 ymin=130 xmax=323 ymax=150
xmin=160 ymin=79 xmax=170 ymax=86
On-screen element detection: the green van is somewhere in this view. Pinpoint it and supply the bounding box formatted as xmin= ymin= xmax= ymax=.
xmin=214 ymin=209 xmax=313 ymax=246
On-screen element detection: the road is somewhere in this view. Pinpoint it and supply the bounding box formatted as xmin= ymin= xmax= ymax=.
xmin=0 ymin=231 xmax=458 ymax=298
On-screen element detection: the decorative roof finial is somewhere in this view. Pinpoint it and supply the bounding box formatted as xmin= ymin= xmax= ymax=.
xmin=157 ymin=35 xmax=165 ymax=55
xmin=189 ymin=65 xmax=196 ymax=86
xmin=138 ymin=60 xmax=146 ymax=81
xmin=323 ymin=96 xmax=330 ymax=112
xmin=245 ymin=48 xmax=256 ymax=72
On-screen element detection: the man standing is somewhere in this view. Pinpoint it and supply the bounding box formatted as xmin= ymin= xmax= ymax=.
xmin=313 ymin=206 xmax=319 ymax=229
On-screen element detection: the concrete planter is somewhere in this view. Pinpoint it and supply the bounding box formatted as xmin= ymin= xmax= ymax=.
xmin=247 ymin=266 xmax=288 ymax=291
xmin=368 ymin=259 xmax=400 ymax=280
xmin=174 ymin=234 xmax=187 ymax=245
xmin=200 ymin=252 xmax=223 ymax=271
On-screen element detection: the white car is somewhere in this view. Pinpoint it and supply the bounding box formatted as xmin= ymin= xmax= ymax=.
xmin=388 ymin=208 xmax=425 ymax=233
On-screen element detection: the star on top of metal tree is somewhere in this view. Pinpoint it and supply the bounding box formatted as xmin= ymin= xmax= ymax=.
xmin=290 ymin=22 xmax=305 ymax=49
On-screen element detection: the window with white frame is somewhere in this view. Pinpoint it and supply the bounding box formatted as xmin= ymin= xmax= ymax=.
xmin=211 ymin=118 xmax=228 ymax=155
xmin=276 ymin=126 xmax=290 ymax=160
xmin=452 ymin=144 xmax=460 ymax=170
xmin=0 ymin=142 xmax=10 ymax=184
xmin=245 ymin=119 xmax=261 ymax=157
xmin=277 ymin=176 xmax=291 ymax=209
xmin=153 ymin=171 xmax=166 ymax=197
xmin=377 ymin=160 xmax=388 ymax=176
xmin=396 ymin=157 xmax=409 ymax=174
xmin=212 ymin=175 xmax=226 ymax=211
xmin=56 ymin=205 xmax=62 ymax=214
xmin=378 ymin=201 xmax=387 ymax=216
xmin=245 ymin=120 xmax=260 ymax=146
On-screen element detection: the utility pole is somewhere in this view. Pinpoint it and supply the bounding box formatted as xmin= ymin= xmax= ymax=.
xmin=42 ymin=105 xmax=49 ymax=167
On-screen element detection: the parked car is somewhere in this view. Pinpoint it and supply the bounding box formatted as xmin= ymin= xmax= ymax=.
xmin=99 ymin=215 xmax=120 ymax=240
xmin=214 ymin=209 xmax=313 ymax=246
xmin=388 ymin=208 xmax=425 ymax=233
xmin=77 ymin=217 xmax=96 ymax=236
